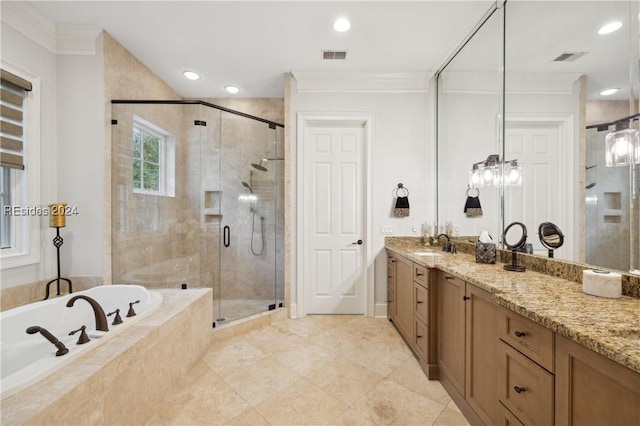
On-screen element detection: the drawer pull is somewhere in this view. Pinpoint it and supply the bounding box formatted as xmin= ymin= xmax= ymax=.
xmin=514 ymin=386 xmax=525 ymax=394
xmin=416 ymin=334 xmax=423 ymax=339
xmin=514 ymin=331 xmax=526 ymax=338
xmin=416 ymin=300 xmax=423 ymax=304
xmin=389 ymin=258 xmax=396 ymax=263
xmin=445 ymin=276 xmax=453 ymax=280
xmin=416 ymin=272 xmax=424 ymax=277
xmin=463 ymin=296 xmax=470 ymax=301
xmin=388 ymin=275 xmax=392 ymax=278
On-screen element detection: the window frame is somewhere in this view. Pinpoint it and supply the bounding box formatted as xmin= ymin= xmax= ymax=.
xmin=0 ymin=63 xmax=41 ymax=269
xmin=132 ymin=116 xmax=175 ymax=198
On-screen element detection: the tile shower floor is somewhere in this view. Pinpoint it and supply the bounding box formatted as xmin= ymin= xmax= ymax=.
xmin=147 ymin=315 xmax=469 ymax=426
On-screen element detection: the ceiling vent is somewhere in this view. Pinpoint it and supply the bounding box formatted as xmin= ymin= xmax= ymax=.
xmin=553 ymin=51 xmax=588 ymax=62
xmin=322 ymin=50 xmax=347 ymax=60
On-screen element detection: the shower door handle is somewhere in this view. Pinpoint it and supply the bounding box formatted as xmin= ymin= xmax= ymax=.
xmin=223 ymin=226 xmax=230 ymax=247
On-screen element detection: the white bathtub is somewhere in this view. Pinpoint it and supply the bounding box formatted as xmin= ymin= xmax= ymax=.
xmin=0 ymin=285 xmax=162 ymax=399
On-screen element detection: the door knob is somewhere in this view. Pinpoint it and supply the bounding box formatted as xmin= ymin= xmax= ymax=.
xmin=352 ymin=240 xmax=363 ymax=245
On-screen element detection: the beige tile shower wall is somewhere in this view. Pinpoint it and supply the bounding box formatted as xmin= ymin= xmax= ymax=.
xmin=0 ymin=277 xmax=103 ymax=312
xmin=104 ymin=32 xmax=182 ymax=286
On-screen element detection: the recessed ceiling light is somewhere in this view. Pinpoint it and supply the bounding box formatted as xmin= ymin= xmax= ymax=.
xmin=599 ymin=88 xmax=620 ymax=96
xmin=598 ymin=21 xmax=623 ymax=35
xmin=225 ymin=85 xmax=240 ymax=94
xmin=333 ymin=18 xmax=351 ymax=32
xmin=182 ymin=71 xmax=200 ymax=80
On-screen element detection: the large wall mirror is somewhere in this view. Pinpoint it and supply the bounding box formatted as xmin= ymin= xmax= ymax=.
xmin=437 ymin=1 xmax=640 ymax=274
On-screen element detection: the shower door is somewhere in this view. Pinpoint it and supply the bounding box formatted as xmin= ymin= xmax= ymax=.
xmin=215 ymin=112 xmax=283 ymax=322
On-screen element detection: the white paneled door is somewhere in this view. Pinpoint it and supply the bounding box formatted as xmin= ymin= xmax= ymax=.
xmin=304 ymin=123 xmax=365 ymax=314
xmin=505 ymin=126 xmax=561 ymax=256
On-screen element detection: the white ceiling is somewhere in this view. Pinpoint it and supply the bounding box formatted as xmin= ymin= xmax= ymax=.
xmin=13 ymin=1 xmax=638 ymax=100
xmin=26 ymin=0 xmax=494 ymax=98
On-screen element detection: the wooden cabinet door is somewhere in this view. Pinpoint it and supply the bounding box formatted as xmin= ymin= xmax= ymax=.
xmin=555 ymin=335 xmax=640 ymax=426
xmin=437 ymin=271 xmax=466 ymax=397
xmin=394 ymin=254 xmax=413 ymax=338
xmin=466 ymin=284 xmax=500 ymax=425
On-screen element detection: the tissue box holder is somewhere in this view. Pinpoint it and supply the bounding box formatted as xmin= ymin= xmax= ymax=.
xmin=476 ymin=242 xmax=496 ymax=264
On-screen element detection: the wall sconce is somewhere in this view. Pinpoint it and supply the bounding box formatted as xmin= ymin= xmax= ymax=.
xmin=469 ymin=154 xmax=521 ymax=188
xmin=605 ymin=119 xmax=640 ymax=167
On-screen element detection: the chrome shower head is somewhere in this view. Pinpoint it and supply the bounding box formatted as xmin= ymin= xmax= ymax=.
xmin=242 ymin=181 xmax=253 ymax=193
xmin=251 ymin=160 xmax=268 ymax=172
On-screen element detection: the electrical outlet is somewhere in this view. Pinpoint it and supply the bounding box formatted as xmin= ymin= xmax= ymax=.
xmin=412 ymin=226 xmax=418 ymax=234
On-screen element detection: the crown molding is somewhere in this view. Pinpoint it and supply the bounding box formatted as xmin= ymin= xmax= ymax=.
xmin=2 ymin=1 xmax=56 ymax=53
xmin=1 ymin=2 xmax=99 ymax=55
xmin=291 ymin=71 xmax=432 ymax=93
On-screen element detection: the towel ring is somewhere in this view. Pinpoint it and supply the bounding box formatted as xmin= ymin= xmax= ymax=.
xmin=395 ymin=183 xmax=409 ymax=197
xmin=467 ymin=187 xmax=479 ymax=197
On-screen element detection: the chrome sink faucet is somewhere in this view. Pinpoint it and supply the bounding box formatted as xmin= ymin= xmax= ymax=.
xmin=66 ymin=295 xmax=109 ymax=332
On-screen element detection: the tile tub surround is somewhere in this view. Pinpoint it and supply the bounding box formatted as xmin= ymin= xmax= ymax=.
xmin=385 ymin=237 xmax=640 ymax=374
xmin=0 ymin=276 xmax=103 ymax=312
xmin=1 ymin=288 xmax=212 ymax=426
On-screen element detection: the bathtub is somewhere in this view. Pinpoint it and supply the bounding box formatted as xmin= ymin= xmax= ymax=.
xmin=0 ymin=285 xmax=162 ymax=399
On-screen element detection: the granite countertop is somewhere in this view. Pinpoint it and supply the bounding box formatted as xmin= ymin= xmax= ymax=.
xmin=385 ymin=238 xmax=640 ymax=374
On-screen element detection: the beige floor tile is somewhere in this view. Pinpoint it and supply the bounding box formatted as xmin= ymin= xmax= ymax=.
xmin=309 ymin=327 xmax=369 ymax=355
xmin=345 ymin=331 xmax=413 ymax=377
xmin=244 ymin=325 xmax=308 ymax=354
xmin=388 ymin=357 xmax=452 ymax=406
xmin=434 ymin=407 xmax=471 ymax=426
xmin=447 ymin=400 xmax=464 ymax=414
xmin=143 ymin=412 xmax=165 ymax=425
xmin=353 ymin=379 xmax=446 ymax=426
xmin=255 ymin=378 xmax=349 ymax=425
xmin=272 ymin=316 xmax=333 ymax=338
xmin=225 ymin=408 xmax=270 ymax=426
xmin=331 ymin=408 xmax=378 ymax=426
xmin=339 ymin=316 xmax=394 ymax=339
xmin=270 ymin=340 xmax=340 ymax=377
xmin=306 ymin=357 xmax=384 ymax=405
xmin=158 ymin=361 xmax=250 ymax=425
xmin=222 ymin=356 xmax=301 ymax=406
xmin=201 ymin=339 xmax=268 ymax=378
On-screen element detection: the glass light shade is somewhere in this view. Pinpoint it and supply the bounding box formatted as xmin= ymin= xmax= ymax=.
xmin=482 ymin=166 xmax=494 ymax=183
xmin=605 ymin=128 xmax=640 ymax=167
xmin=505 ymin=164 xmax=522 ymax=186
xmin=468 ymin=168 xmax=482 ymax=187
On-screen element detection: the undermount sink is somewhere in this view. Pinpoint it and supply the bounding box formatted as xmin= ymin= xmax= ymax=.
xmin=412 ymin=251 xmax=440 ymax=257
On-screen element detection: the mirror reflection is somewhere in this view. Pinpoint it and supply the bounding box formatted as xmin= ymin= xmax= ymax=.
xmin=539 ymin=222 xmax=564 ymax=258
xmin=437 ymin=1 xmax=639 ymax=274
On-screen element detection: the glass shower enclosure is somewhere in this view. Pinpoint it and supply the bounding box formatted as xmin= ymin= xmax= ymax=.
xmin=111 ymin=101 xmax=284 ymax=324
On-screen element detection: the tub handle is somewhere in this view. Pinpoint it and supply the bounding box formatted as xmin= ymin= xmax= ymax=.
xmin=107 ymin=309 xmax=123 ymax=325
xmin=69 ymin=325 xmax=90 ymax=345
xmin=127 ymin=300 xmax=141 ymax=317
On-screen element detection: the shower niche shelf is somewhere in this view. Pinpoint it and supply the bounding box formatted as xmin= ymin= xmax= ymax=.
xmin=204 ymin=190 xmax=222 ymax=222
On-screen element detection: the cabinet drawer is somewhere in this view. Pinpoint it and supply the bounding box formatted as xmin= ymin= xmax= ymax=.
xmin=500 ymin=308 xmax=554 ymax=372
xmin=413 ymin=264 xmax=428 ymax=287
xmin=414 ymin=319 xmax=429 ymax=360
xmin=414 ymin=282 xmax=428 ymax=322
xmin=387 ymin=288 xmax=394 ymax=319
xmin=499 ymin=341 xmax=554 ymax=426
xmin=498 ymin=402 xmax=525 ymax=426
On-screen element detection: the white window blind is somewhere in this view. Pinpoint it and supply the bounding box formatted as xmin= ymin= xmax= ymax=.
xmin=1 ymin=69 xmax=32 ymax=170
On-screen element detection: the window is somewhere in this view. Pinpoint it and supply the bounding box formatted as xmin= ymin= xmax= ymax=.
xmin=0 ymin=65 xmax=39 ymax=269
xmin=132 ymin=116 xmax=175 ymax=197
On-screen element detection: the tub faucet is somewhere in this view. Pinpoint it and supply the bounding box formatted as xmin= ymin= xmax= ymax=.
xmin=26 ymin=326 xmax=69 ymax=356
xmin=66 ymin=295 xmax=109 ymax=332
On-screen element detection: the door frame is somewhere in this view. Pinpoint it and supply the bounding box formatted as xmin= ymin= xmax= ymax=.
xmin=504 ymin=113 xmax=575 ymax=260
xmin=295 ymin=112 xmax=374 ymax=318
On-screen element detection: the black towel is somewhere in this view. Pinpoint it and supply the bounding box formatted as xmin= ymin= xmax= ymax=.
xmin=464 ymin=195 xmax=482 ymax=217
xmin=394 ymin=196 xmax=410 ymax=217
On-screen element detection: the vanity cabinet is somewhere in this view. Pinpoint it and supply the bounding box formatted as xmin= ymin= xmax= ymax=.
xmin=555 ymin=335 xmax=640 ymax=426
xmin=386 ymin=251 xmax=437 ymax=378
xmin=498 ymin=308 xmax=555 ymax=426
xmin=437 ymin=271 xmax=500 ymax=425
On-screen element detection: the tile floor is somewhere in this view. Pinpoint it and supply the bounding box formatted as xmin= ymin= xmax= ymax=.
xmin=146 ymin=315 xmax=470 ymax=426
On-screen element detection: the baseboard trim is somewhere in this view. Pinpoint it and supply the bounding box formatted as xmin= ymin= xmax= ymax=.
xmin=374 ymin=303 xmax=388 ymax=319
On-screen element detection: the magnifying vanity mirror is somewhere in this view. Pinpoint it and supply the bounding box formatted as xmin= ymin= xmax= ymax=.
xmin=503 ymin=222 xmax=527 ymax=272
xmin=436 ymin=1 xmax=639 ymax=275
xmin=538 ymin=222 xmax=564 ymax=258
